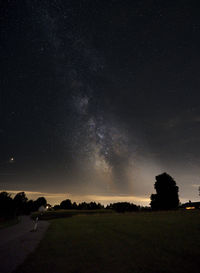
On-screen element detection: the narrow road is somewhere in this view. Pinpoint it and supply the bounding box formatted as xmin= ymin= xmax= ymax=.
xmin=0 ymin=216 xmax=49 ymax=273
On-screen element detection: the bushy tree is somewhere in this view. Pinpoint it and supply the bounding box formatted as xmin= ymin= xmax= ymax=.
xmin=34 ymin=197 xmax=47 ymax=211
xmin=87 ymin=202 xmax=103 ymax=210
xmin=107 ymin=202 xmax=139 ymax=213
xmin=13 ymin=192 xmax=28 ymax=215
xmin=24 ymin=200 xmax=34 ymax=214
xmin=72 ymin=202 xmax=78 ymax=209
xmin=77 ymin=202 xmax=88 ymax=210
xmin=53 ymin=204 xmax=61 ymax=210
xmin=58 ymin=200 xmax=103 ymax=210
xmin=60 ymin=199 xmax=73 ymax=209
xmin=0 ymin=191 xmax=15 ymax=219
xmin=76 ymin=202 xmax=103 ymax=210
xmin=0 ymin=191 xmax=49 ymax=217
xmin=150 ymin=172 xmax=179 ymax=210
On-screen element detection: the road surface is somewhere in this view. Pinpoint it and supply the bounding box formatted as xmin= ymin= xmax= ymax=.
xmin=0 ymin=216 xmax=49 ymax=273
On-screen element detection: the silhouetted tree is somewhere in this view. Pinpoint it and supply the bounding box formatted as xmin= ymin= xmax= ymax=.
xmin=87 ymin=202 xmax=104 ymax=210
xmin=150 ymin=172 xmax=179 ymax=210
xmin=107 ymin=202 xmax=139 ymax=213
xmin=34 ymin=197 xmax=47 ymax=211
xmin=75 ymin=202 xmax=102 ymax=210
xmin=13 ymin=192 xmax=28 ymax=215
xmin=60 ymin=199 xmax=72 ymax=209
xmin=25 ymin=200 xmax=34 ymax=214
xmin=58 ymin=200 xmax=104 ymax=210
xmin=72 ymin=202 xmax=78 ymax=209
xmin=0 ymin=191 xmax=15 ymax=219
xmin=53 ymin=205 xmax=61 ymax=210
xmin=77 ymin=202 xmax=88 ymax=210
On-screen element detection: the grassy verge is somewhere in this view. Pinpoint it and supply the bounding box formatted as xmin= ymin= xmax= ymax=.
xmin=31 ymin=209 xmax=113 ymax=220
xmin=16 ymin=210 xmax=200 ymax=273
xmin=0 ymin=217 xmax=20 ymax=229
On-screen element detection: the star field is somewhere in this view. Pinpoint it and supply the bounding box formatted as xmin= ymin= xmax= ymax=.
xmin=1 ymin=0 xmax=200 ymax=204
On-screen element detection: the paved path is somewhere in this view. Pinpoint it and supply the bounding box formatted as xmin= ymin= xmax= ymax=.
xmin=0 ymin=216 xmax=49 ymax=273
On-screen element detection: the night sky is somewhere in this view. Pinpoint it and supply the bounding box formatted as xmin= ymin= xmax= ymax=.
xmin=1 ymin=0 xmax=200 ymax=205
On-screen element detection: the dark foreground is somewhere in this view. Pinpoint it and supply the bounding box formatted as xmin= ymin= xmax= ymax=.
xmin=0 ymin=216 xmax=49 ymax=273
xmin=15 ymin=211 xmax=200 ymax=273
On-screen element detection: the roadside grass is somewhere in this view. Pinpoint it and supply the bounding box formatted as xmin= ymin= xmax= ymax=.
xmin=31 ymin=209 xmax=113 ymax=220
xmin=0 ymin=217 xmax=20 ymax=229
xmin=15 ymin=210 xmax=200 ymax=273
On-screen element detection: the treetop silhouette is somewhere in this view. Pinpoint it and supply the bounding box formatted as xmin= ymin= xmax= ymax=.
xmin=150 ymin=172 xmax=179 ymax=210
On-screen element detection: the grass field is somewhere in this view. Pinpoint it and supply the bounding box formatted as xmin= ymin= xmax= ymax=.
xmin=31 ymin=209 xmax=113 ymax=220
xmin=15 ymin=211 xmax=200 ymax=273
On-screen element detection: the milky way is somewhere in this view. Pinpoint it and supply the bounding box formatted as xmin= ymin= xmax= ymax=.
xmin=1 ymin=0 xmax=200 ymax=204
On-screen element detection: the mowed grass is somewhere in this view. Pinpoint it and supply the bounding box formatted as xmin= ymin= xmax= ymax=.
xmin=31 ymin=209 xmax=113 ymax=220
xmin=16 ymin=211 xmax=200 ymax=273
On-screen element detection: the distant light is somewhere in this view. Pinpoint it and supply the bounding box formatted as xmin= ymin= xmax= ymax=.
xmin=9 ymin=157 xmax=14 ymax=163
xmin=186 ymin=206 xmax=195 ymax=210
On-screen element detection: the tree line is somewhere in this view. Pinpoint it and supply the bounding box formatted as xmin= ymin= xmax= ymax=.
xmin=54 ymin=199 xmax=142 ymax=212
xmin=56 ymin=172 xmax=180 ymax=212
xmin=0 ymin=172 xmax=180 ymax=220
xmin=0 ymin=191 xmax=47 ymax=220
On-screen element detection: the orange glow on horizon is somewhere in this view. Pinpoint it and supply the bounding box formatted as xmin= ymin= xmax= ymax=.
xmin=186 ymin=206 xmax=195 ymax=210
xmin=1 ymin=189 xmax=150 ymax=206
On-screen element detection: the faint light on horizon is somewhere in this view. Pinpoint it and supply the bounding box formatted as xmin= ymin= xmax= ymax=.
xmin=9 ymin=157 xmax=14 ymax=163
xmin=4 ymin=190 xmax=150 ymax=206
xmin=185 ymin=206 xmax=195 ymax=210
